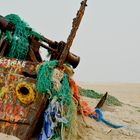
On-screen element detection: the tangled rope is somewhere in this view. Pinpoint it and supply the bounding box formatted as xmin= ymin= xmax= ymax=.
xmin=90 ymin=108 xmax=124 ymax=129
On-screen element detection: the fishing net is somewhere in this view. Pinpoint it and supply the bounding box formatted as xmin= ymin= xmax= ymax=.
xmin=36 ymin=60 xmax=58 ymax=94
xmin=36 ymin=60 xmax=72 ymax=121
xmin=3 ymin=14 xmax=42 ymax=60
xmin=63 ymin=98 xmax=78 ymax=140
xmin=36 ymin=60 xmax=80 ymax=140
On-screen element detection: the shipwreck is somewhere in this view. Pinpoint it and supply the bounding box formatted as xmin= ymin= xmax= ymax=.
xmin=0 ymin=0 xmax=90 ymax=140
xmin=0 ymin=0 xmax=113 ymax=139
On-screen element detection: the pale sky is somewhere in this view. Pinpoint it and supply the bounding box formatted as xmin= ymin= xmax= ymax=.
xmin=0 ymin=0 xmax=140 ymax=83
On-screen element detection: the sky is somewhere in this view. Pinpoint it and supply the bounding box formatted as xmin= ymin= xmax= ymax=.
xmin=0 ymin=0 xmax=140 ymax=83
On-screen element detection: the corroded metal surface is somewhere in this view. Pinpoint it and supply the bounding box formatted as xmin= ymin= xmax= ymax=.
xmin=58 ymin=0 xmax=87 ymax=66
xmin=0 ymin=15 xmax=80 ymax=68
xmin=0 ymin=57 xmax=47 ymax=140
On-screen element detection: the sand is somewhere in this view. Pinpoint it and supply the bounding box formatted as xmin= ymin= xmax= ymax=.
xmin=0 ymin=133 xmax=20 ymax=140
xmin=76 ymin=83 xmax=140 ymax=140
xmin=1 ymin=83 xmax=140 ymax=140
xmin=79 ymin=83 xmax=140 ymax=107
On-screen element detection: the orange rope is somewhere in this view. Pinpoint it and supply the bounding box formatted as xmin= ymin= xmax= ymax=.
xmin=69 ymin=78 xmax=97 ymax=116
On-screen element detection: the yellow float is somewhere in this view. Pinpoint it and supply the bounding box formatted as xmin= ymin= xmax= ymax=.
xmin=16 ymin=82 xmax=35 ymax=105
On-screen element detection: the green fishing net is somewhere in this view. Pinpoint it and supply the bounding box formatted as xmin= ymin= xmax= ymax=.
xmin=4 ymin=14 xmax=30 ymax=59
xmin=37 ymin=60 xmax=72 ymax=123
xmin=37 ymin=60 xmax=71 ymax=106
xmin=36 ymin=60 xmax=58 ymax=94
xmin=2 ymin=14 xmax=42 ymax=60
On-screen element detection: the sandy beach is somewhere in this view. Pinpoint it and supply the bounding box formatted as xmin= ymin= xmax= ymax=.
xmin=79 ymin=83 xmax=140 ymax=107
xmin=76 ymin=83 xmax=140 ymax=140
xmin=1 ymin=83 xmax=140 ymax=140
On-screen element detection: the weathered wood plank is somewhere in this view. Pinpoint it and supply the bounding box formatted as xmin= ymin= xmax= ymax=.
xmin=0 ymin=57 xmax=47 ymax=140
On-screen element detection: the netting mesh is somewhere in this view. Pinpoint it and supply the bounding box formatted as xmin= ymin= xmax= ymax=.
xmin=36 ymin=61 xmax=73 ymax=126
xmin=3 ymin=14 xmax=43 ymax=60
xmin=4 ymin=14 xmax=30 ymax=59
xmin=64 ymin=98 xmax=78 ymax=140
xmin=36 ymin=60 xmax=58 ymax=94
